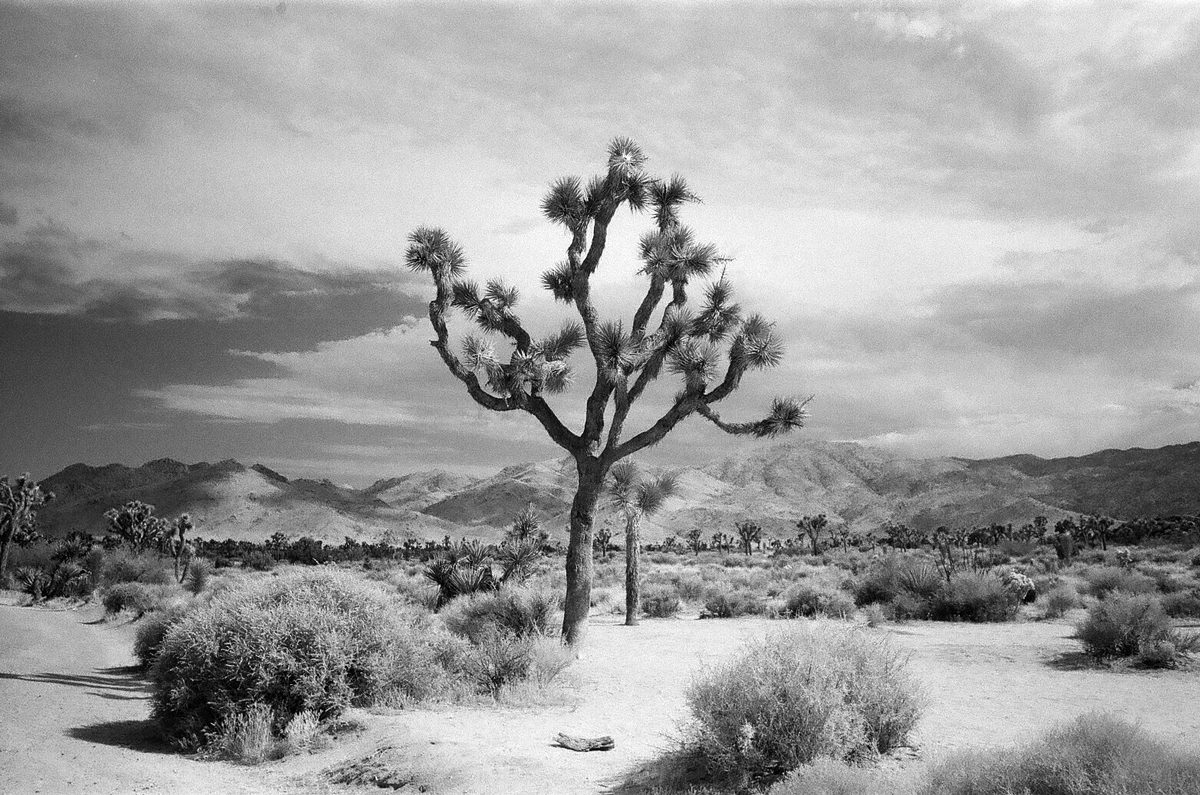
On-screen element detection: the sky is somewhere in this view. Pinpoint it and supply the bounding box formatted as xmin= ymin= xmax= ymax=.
xmin=3 ymin=2 xmax=1199 ymax=484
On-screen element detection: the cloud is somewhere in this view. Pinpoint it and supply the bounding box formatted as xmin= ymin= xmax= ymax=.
xmin=0 ymin=220 xmax=422 ymax=328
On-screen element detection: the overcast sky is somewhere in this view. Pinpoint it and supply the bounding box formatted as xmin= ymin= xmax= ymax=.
xmin=3 ymin=3 xmax=1199 ymax=484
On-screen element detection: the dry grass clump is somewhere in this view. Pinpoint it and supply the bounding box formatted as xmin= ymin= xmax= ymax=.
xmin=683 ymin=624 xmax=922 ymax=788
xmin=921 ymin=713 xmax=1200 ymax=795
xmin=151 ymin=570 xmax=454 ymax=750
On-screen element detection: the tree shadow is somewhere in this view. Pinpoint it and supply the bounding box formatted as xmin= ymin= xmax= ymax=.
xmin=66 ymin=719 xmax=174 ymax=754
xmin=0 ymin=665 xmax=151 ymax=697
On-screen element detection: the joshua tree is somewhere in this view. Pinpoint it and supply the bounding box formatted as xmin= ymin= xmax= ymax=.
xmin=168 ymin=514 xmax=194 ymax=583
xmin=735 ymin=520 xmax=762 ymax=555
xmin=593 ymin=526 xmax=614 ymax=559
xmin=606 ymin=460 xmax=678 ymax=626
xmin=684 ymin=527 xmax=704 ymax=555
xmin=797 ymin=514 xmax=828 ymax=556
xmin=0 ymin=474 xmax=53 ymax=580
xmin=504 ymin=503 xmax=550 ymax=549
xmin=103 ymin=500 xmax=166 ymax=552
xmin=406 ymin=138 xmax=806 ymax=644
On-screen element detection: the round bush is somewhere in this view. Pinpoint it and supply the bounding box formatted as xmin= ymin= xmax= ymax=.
xmin=150 ymin=570 xmax=449 ymax=747
xmin=640 ymin=583 xmax=682 ymax=618
xmin=103 ymin=582 xmax=155 ymax=617
xmin=133 ymin=603 xmax=190 ymax=668
xmin=1077 ymin=592 xmax=1173 ymax=660
xmin=783 ymin=586 xmax=855 ymax=619
xmin=929 ymin=573 xmax=1019 ymax=622
xmin=685 ymin=625 xmax=922 ymax=785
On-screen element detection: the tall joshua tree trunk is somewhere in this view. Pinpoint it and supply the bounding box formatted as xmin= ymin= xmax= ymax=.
xmin=624 ymin=511 xmax=641 ymax=627
xmin=563 ymin=459 xmax=604 ymax=645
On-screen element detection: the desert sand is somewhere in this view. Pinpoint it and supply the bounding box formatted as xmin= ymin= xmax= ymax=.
xmin=3 ymin=601 xmax=1197 ymax=794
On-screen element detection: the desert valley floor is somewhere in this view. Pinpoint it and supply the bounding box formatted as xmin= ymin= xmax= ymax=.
xmin=4 ymin=597 xmax=1197 ymax=795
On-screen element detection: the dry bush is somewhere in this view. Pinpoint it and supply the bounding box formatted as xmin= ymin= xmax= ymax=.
xmin=641 ymin=582 xmax=682 ymax=618
xmin=684 ymin=625 xmax=922 ymax=787
xmin=103 ymin=582 xmax=156 ymax=617
xmin=440 ymin=587 xmax=558 ymax=644
xmin=929 ymin=573 xmax=1019 ymax=623
xmin=702 ymin=587 xmax=766 ymax=618
xmin=1077 ymin=592 xmax=1198 ymax=666
xmin=1083 ymin=566 xmax=1157 ymax=599
xmin=783 ymin=585 xmax=855 ymax=619
xmin=1040 ymin=584 xmax=1080 ymax=619
xmin=1162 ymin=589 xmax=1200 ymax=619
xmin=133 ymin=603 xmax=191 ymax=668
xmin=151 ymin=570 xmax=453 ymax=748
xmin=921 ymin=713 xmax=1200 ymax=795
xmin=101 ymin=551 xmax=172 ymax=586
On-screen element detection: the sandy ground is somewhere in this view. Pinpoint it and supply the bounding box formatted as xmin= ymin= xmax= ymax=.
xmin=2 ymin=601 xmax=1198 ymax=794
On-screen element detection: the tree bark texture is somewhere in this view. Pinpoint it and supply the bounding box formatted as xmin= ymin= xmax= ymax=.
xmin=562 ymin=459 xmax=602 ymax=645
xmin=624 ymin=515 xmax=639 ymax=626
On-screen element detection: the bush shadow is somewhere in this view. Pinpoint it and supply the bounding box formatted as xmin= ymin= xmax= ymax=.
xmin=66 ymin=719 xmax=174 ymax=754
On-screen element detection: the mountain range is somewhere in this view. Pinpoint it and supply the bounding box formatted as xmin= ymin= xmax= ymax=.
xmin=33 ymin=440 xmax=1200 ymax=545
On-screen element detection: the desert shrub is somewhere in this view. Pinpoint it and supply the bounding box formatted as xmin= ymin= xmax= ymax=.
xmin=1083 ymin=566 xmax=1157 ymax=599
xmin=921 ymin=712 xmax=1200 ymax=795
xmin=887 ymin=593 xmax=932 ymax=621
xmin=703 ymin=587 xmax=766 ymax=618
xmin=207 ymin=703 xmax=278 ymax=764
xmin=684 ymin=625 xmax=922 ymax=787
xmin=1040 ymin=584 xmax=1080 ymax=619
xmin=133 ymin=603 xmax=190 ymax=668
xmin=459 ymin=631 xmax=572 ymax=695
xmin=929 ymin=573 xmax=1019 ymax=623
xmin=672 ymin=571 xmax=707 ymax=602
xmin=388 ymin=571 xmax=439 ymax=611
xmin=183 ymin=558 xmax=212 ymax=595
xmin=101 ymin=551 xmax=172 ymax=586
xmin=773 ymin=757 xmax=911 ymax=795
xmin=1162 ymin=589 xmax=1200 ymax=619
xmin=151 ymin=570 xmax=450 ymax=747
xmin=103 ymin=582 xmax=156 ymax=617
xmin=897 ymin=563 xmax=944 ymax=601
xmin=1143 ymin=566 xmax=1192 ymax=595
xmin=863 ymin=604 xmax=886 ymax=627
xmin=281 ymin=710 xmax=321 ymax=755
xmin=243 ymin=550 xmax=276 ymax=571
xmin=852 ymin=554 xmax=908 ymax=606
xmin=641 ymin=583 xmax=682 ymax=618
xmin=783 ymin=585 xmax=855 ymax=619
xmin=440 ymin=587 xmax=558 ymax=644
xmin=1076 ymin=592 xmax=1198 ymax=665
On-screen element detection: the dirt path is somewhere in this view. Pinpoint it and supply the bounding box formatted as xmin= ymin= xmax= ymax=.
xmin=0 ymin=602 xmax=278 ymax=795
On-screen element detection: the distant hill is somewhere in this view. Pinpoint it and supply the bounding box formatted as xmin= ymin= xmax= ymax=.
xmin=33 ymin=440 xmax=1200 ymax=544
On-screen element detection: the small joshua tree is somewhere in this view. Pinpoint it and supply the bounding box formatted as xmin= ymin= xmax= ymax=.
xmin=0 ymin=474 xmax=53 ymax=580
xmin=104 ymin=500 xmax=167 ymax=552
xmin=169 ymin=514 xmax=194 ymax=583
xmin=685 ymin=527 xmax=704 ymax=555
xmin=406 ymin=138 xmax=806 ymax=644
xmin=606 ymin=460 xmax=678 ymax=625
xmin=735 ymin=520 xmax=762 ymax=555
xmin=797 ymin=514 xmax=828 ymax=556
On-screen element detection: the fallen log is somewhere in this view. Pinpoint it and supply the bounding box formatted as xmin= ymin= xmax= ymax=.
xmin=552 ymin=733 xmax=615 ymax=752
